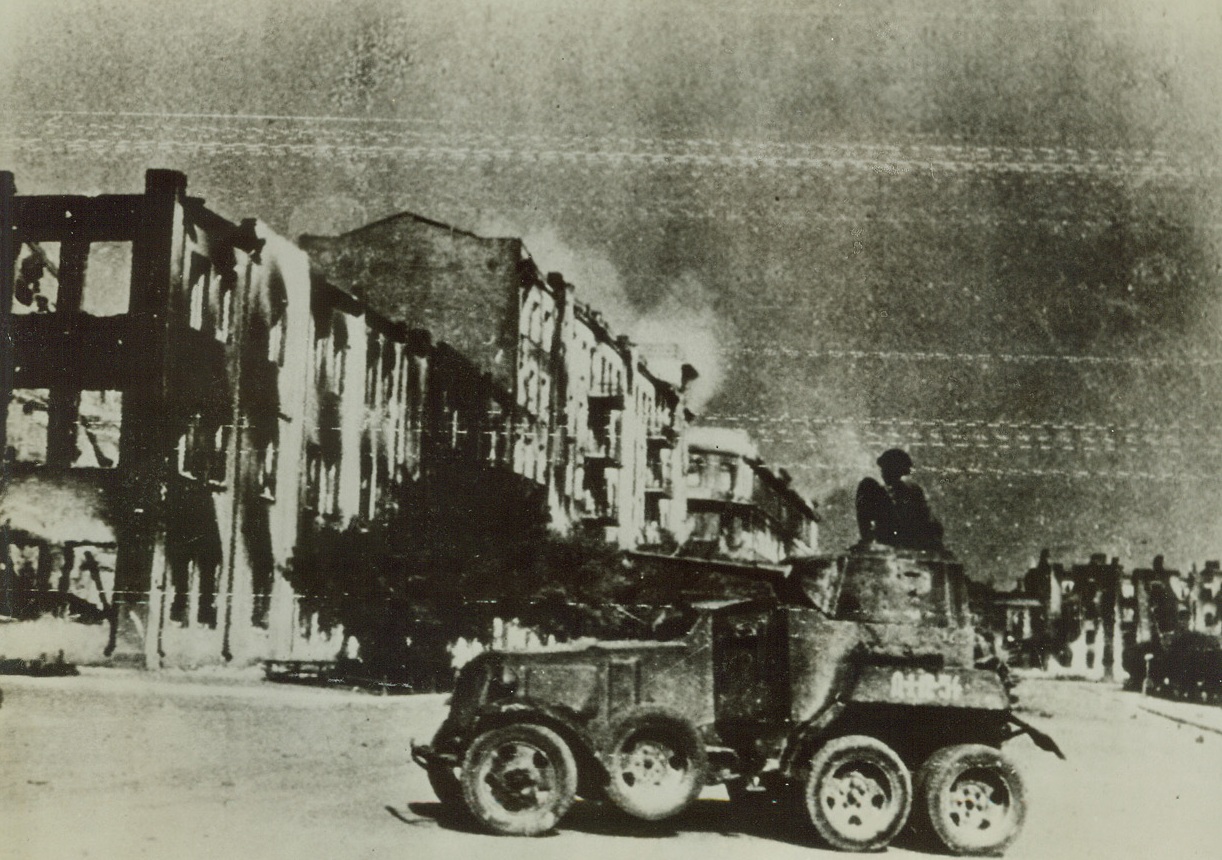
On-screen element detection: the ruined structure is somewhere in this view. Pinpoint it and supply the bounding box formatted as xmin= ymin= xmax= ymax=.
xmin=988 ymin=552 xmax=1123 ymax=677
xmin=1 ymin=170 xmax=719 ymax=668
xmin=678 ymin=426 xmax=819 ymax=563
xmin=3 ymin=170 xmax=312 ymax=665
xmin=301 ymin=225 xmax=698 ymax=552
xmin=987 ymin=551 xmax=1222 ymax=684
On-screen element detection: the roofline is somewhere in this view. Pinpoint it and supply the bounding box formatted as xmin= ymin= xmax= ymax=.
xmin=573 ymin=301 xmax=628 ymax=352
xmin=310 ymin=272 xmax=363 ymax=316
xmin=305 ymin=209 xmax=504 ymax=244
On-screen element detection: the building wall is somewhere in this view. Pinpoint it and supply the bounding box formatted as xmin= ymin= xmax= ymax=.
xmin=2 ymin=172 xmax=325 ymax=667
xmin=154 ymin=206 xmax=319 ymax=665
xmin=303 ymin=216 xmax=562 ymax=529
xmin=566 ymin=305 xmax=628 ymax=539
xmin=302 ymin=283 xmax=366 ymax=528
xmin=681 ymin=426 xmax=818 ymax=563
xmin=632 ymin=368 xmax=661 ymax=547
xmin=1189 ymin=563 xmax=1221 ymax=635
xmin=3 ymin=171 xmax=705 ymax=668
xmin=299 ymin=216 xmax=523 ymax=392
xmin=648 ymin=383 xmax=686 ymax=543
xmin=398 ymin=265 xmax=693 ymax=556
xmin=1129 ymin=559 xmax=1222 ymax=641
xmin=556 ymin=298 xmax=596 ymax=526
xmin=358 ymin=322 xmax=427 ymax=522
xmin=514 ymin=268 xmax=559 ymax=493
xmin=3 ymin=171 xmax=185 ymax=664
xmin=542 ymin=283 xmax=691 ymax=551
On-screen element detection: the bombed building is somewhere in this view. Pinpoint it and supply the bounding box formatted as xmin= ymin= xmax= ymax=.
xmin=2 ymin=170 xmax=810 ymax=668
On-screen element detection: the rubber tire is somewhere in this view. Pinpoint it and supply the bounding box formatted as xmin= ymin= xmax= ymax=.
xmin=803 ymin=735 xmax=912 ymax=852
xmin=915 ymin=744 xmax=1026 ymax=857
xmin=460 ymin=723 xmax=578 ymax=836
xmin=605 ymin=708 xmax=707 ymax=821
xmin=426 ymin=761 xmax=464 ymax=809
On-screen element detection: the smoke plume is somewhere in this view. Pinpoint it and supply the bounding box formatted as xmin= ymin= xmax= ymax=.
xmin=475 ymin=220 xmax=731 ymax=412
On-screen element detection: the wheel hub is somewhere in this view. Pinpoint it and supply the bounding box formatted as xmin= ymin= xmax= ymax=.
xmin=947 ymin=775 xmax=1006 ymax=832
xmin=821 ymin=766 xmax=893 ymax=834
xmin=484 ymin=743 xmax=555 ymax=812
xmin=620 ymin=740 xmax=685 ymax=789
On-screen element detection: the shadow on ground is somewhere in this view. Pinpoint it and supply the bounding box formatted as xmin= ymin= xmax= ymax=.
xmin=401 ymin=796 xmax=944 ymax=853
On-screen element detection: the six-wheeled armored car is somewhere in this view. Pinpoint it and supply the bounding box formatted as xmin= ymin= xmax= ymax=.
xmin=413 ymin=545 xmax=1063 ymax=855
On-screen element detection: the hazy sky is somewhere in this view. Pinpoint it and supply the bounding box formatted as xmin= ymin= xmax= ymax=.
xmin=3 ymin=0 xmax=1222 ymax=582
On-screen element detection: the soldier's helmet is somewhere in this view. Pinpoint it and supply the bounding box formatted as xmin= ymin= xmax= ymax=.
xmin=877 ymin=448 xmax=914 ymax=474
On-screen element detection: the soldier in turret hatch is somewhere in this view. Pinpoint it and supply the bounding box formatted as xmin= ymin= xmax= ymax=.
xmin=856 ymin=448 xmax=945 ymax=551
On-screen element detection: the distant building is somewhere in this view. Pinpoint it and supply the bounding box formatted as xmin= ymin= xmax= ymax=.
xmin=300 ymin=215 xmax=555 ymax=499
xmin=1191 ymin=561 xmax=1221 ymax=635
xmin=972 ymin=547 xmax=1222 ymax=684
xmin=678 ymin=426 xmax=819 ymax=563
xmin=1129 ymin=556 xmax=1221 ymax=642
xmin=636 ymin=361 xmax=690 ymax=549
xmin=554 ymin=295 xmax=692 ymax=549
xmin=300 ymin=224 xmax=696 ymax=552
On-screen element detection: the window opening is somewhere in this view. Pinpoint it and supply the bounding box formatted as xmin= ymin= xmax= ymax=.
xmin=12 ymin=243 xmax=59 ymax=315
xmin=80 ymin=242 xmax=132 ymax=316
xmin=259 ymin=438 xmax=279 ymax=501
xmin=216 ymin=277 xmax=235 ymax=344
xmin=187 ymin=252 xmax=208 ymax=330
xmin=5 ymin=389 xmax=49 ymax=465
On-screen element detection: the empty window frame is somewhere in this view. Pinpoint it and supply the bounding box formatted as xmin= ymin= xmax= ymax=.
xmin=176 ymin=415 xmax=228 ymax=484
xmin=187 ymin=252 xmax=208 ymax=331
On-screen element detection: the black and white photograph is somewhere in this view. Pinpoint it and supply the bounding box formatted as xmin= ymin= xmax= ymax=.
xmin=2 ymin=1 xmax=1221 ymax=857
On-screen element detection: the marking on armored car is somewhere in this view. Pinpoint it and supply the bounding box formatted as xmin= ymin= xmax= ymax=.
xmin=889 ymin=669 xmax=964 ymax=703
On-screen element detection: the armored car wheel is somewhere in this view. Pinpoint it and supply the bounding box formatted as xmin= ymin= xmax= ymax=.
xmin=605 ymin=708 xmax=707 ymax=821
xmin=915 ymin=744 xmax=1026 ymax=856
xmin=461 ymin=723 xmax=578 ymax=835
xmin=803 ymin=735 xmax=912 ymax=852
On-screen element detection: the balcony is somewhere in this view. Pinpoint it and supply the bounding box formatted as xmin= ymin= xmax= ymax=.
xmin=578 ymin=500 xmax=619 ymax=526
xmin=583 ymin=435 xmax=622 ymax=468
xmin=645 ymin=466 xmax=673 ymax=497
xmin=685 ymin=493 xmax=754 ymax=512
xmin=588 ymin=384 xmax=625 ymax=411
xmin=646 ymin=425 xmax=678 ymax=449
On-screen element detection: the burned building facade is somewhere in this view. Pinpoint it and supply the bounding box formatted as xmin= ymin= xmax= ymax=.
xmin=988 ymin=552 xmax=1124 ymax=677
xmin=986 ymin=550 xmax=1222 ymax=686
xmin=678 ymin=426 xmax=819 ymax=564
xmin=301 ymin=226 xmax=698 ymax=553
xmin=557 ymin=298 xmax=691 ymax=550
xmin=3 ymin=170 xmax=312 ymax=665
xmin=1 ymin=170 xmax=707 ymax=667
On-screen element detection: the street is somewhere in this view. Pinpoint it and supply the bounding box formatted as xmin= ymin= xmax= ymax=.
xmin=3 ymin=671 xmax=1220 ymax=860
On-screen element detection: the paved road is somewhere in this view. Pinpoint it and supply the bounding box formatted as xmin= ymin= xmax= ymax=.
xmin=2 ymin=670 xmax=1220 ymax=860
